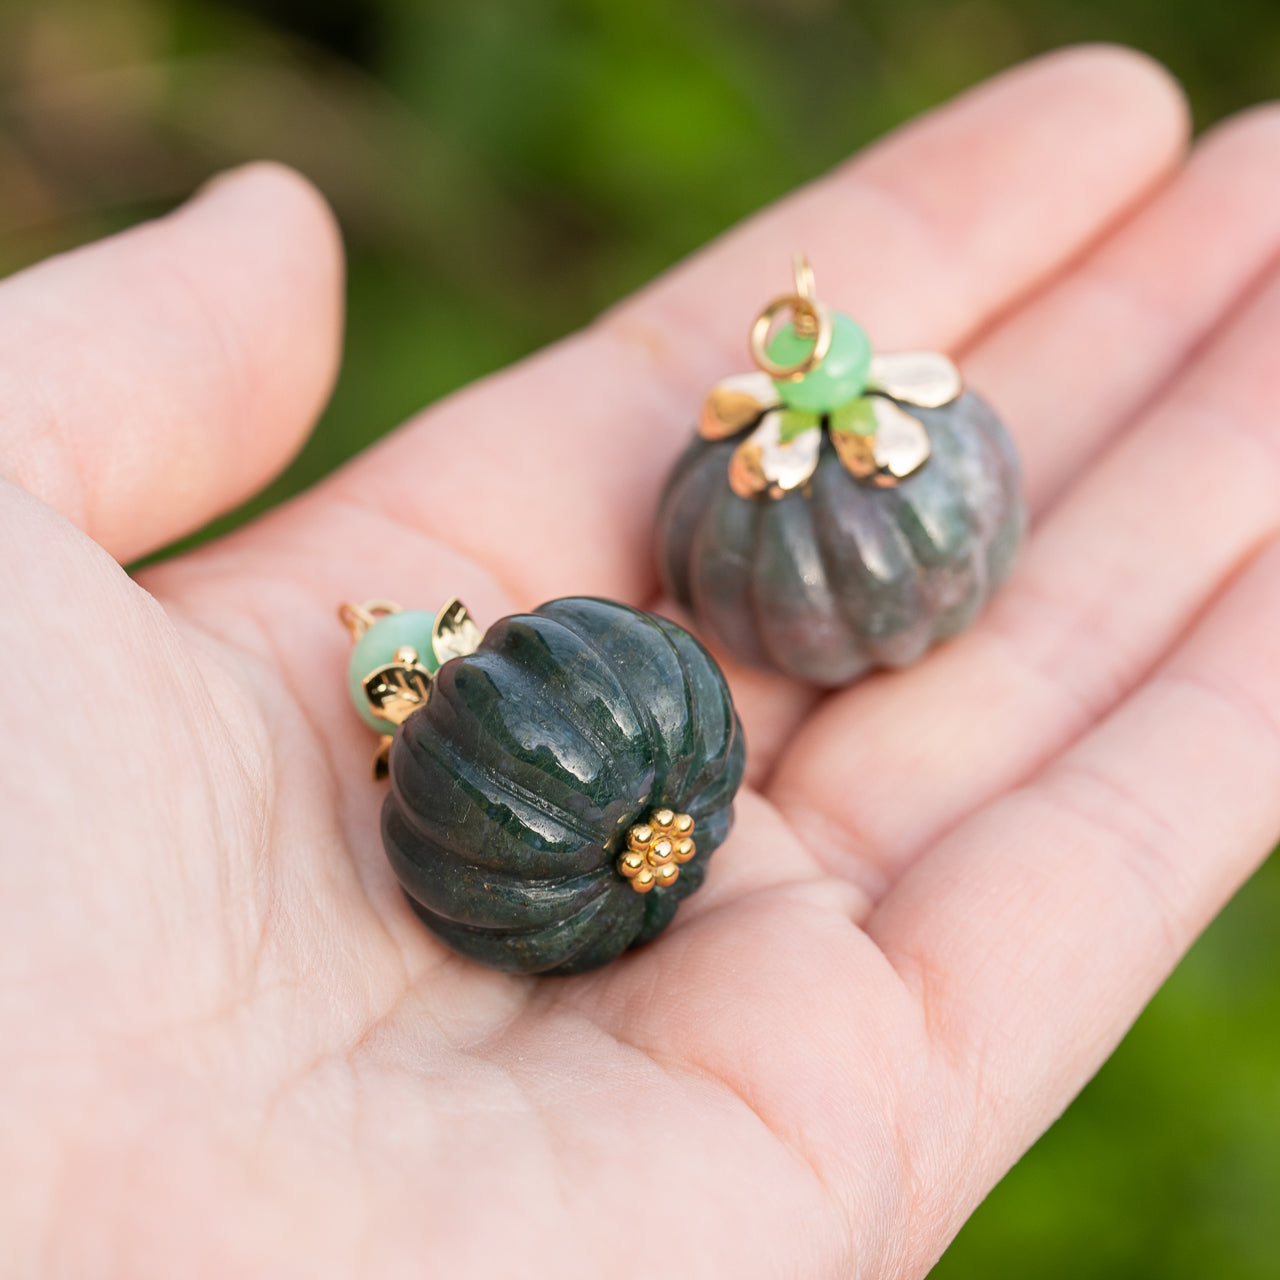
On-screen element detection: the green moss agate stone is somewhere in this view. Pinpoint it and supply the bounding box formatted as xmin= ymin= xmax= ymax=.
xmin=655 ymin=392 xmax=1024 ymax=686
xmin=380 ymin=598 xmax=746 ymax=975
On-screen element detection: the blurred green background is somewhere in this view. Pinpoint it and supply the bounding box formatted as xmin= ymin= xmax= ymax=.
xmin=2 ymin=1 xmax=1278 ymax=1274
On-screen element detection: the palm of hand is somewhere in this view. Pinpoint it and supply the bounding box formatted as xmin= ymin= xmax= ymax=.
xmin=6 ymin=49 xmax=1280 ymax=1278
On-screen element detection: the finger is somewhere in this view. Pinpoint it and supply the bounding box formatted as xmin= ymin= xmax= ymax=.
xmin=867 ymin=536 xmax=1280 ymax=1191
xmin=0 ymin=162 xmax=343 ymax=563
xmin=771 ymin=139 xmax=1280 ymax=895
xmin=306 ymin=46 xmax=1186 ymax=608
xmin=968 ymin=104 xmax=1280 ymax=512
xmin=681 ymin=105 xmax=1280 ymax=784
xmin=0 ymin=479 xmax=269 ymax=1027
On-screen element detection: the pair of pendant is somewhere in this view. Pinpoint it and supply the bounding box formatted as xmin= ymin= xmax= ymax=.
xmin=343 ymin=257 xmax=1024 ymax=975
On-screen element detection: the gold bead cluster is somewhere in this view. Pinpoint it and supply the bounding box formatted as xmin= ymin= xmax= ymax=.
xmin=617 ymin=808 xmax=696 ymax=893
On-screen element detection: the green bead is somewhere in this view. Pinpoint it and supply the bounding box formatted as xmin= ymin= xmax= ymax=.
xmin=770 ymin=312 xmax=872 ymax=413
xmin=347 ymin=610 xmax=440 ymax=734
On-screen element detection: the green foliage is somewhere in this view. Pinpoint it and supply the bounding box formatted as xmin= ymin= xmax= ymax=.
xmin=935 ymin=854 xmax=1280 ymax=1279
xmin=1 ymin=1 xmax=1278 ymax=1272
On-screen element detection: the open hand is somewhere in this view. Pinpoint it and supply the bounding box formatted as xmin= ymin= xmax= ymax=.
xmin=4 ymin=46 xmax=1280 ymax=1278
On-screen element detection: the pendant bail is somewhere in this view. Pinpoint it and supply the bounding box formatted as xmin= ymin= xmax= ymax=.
xmin=748 ymin=252 xmax=833 ymax=382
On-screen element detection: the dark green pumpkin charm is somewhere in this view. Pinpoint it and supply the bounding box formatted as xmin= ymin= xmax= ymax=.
xmin=655 ymin=256 xmax=1025 ymax=687
xmin=340 ymin=596 xmax=746 ymax=975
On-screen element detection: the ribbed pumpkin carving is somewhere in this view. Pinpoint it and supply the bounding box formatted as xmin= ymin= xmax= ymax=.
xmin=656 ymin=393 xmax=1024 ymax=686
xmin=382 ymin=597 xmax=746 ymax=975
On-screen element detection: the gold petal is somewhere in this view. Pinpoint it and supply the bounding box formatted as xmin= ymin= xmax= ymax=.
xmin=372 ymin=735 xmax=394 ymax=782
xmin=728 ymin=410 xmax=821 ymax=499
xmin=832 ymin=398 xmax=932 ymax=487
xmin=431 ymin=598 xmax=483 ymax=666
xmin=870 ymin=398 xmax=932 ymax=483
xmin=867 ymin=351 xmax=962 ymax=408
xmin=699 ymin=371 xmax=778 ymax=440
xmin=829 ymin=427 xmax=879 ymax=481
xmin=363 ymin=662 xmax=434 ymax=726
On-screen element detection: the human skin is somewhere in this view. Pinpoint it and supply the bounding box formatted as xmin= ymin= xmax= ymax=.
xmin=4 ymin=43 xmax=1280 ymax=1279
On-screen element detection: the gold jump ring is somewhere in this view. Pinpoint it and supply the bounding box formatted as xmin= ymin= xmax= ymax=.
xmin=338 ymin=599 xmax=402 ymax=641
xmin=749 ymin=294 xmax=833 ymax=381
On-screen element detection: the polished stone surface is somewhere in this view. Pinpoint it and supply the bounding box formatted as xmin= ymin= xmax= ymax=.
xmin=382 ymin=598 xmax=746 ymax=974
xmin=656 ymin=392 xmax=1025 ymax=686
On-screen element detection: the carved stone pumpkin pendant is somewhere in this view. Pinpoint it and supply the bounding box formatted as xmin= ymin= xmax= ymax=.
xmin=340 ymin=596 xmax=746 ymax=975
xmin=656 ymin=255 xmax=1025 ymax=686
